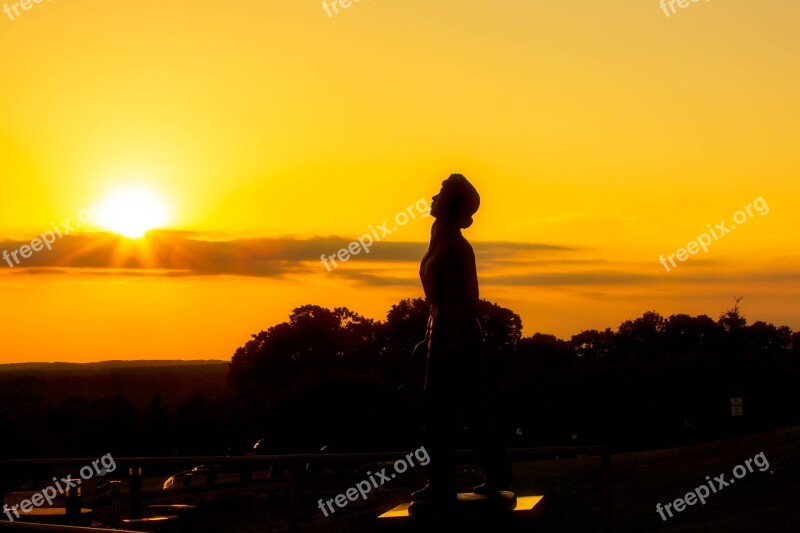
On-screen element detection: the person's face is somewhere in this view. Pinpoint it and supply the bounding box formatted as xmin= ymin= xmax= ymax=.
xmin=430 ymin=182 xmax=449 ymax=219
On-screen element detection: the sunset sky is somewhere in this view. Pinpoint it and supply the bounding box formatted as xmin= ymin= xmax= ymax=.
xmin=1 ymin=0 xmax=798 ymax=362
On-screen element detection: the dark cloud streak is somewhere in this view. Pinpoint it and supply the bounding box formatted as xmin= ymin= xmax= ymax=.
xmin=0 ymin=231 xmax=571 ymax=278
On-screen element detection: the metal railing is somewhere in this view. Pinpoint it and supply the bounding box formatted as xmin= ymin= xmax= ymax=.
xmin=0 ymin=524 xmax=144 ymax=532
xmin=1 ymin=446 xmax=612 ymax=532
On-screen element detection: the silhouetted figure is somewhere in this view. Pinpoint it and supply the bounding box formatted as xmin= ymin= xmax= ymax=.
xmin=411 ymin=174 xmax=513 ymax=505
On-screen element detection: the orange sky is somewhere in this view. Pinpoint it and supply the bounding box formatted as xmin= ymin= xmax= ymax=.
xmin=1 ymin=0 xmax=799 ymax=362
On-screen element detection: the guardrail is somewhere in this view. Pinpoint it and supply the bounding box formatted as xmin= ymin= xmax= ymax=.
xmin=1 ymin=446 xmax=612 ymax=532
xmin=0 ymin=524 xmax=144 ymax=532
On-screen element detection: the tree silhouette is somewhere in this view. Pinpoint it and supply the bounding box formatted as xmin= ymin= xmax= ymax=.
xmin=719 ymin=296 xmax=747 ymax=332
xmin=223 ymin=299 xmax=800 ymax=451
xmin=2 ymin=298 xmax=799 ymax=458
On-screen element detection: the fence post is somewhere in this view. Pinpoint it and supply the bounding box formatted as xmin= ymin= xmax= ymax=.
xmin=601 ymin=451 xmax=613 ymax=532
xmin=288 ymin=459 xmax=299 ymax=533
xmin=110 ymin=480 xmax=122 ymax=523
xmin=65 ymin=485 xmax=81 ymax=525
xmin=128 ymin=466 xmax=142 ymax=519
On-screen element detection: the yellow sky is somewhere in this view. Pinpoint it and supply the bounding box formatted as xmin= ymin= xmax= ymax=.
xmin=1 ymin=0 xmax=798 ymax=362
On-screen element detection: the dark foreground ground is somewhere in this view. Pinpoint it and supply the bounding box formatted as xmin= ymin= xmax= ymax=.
xmin=95 ymin=425 xmax=798 ymax=532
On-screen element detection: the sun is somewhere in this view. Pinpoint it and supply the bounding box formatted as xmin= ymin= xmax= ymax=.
xmin=95 ymin=187 xmax=170 ymax=238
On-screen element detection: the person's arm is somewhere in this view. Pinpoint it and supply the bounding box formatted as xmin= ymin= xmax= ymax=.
xmin=412 ymin=314 xmax=432 ymax=360
xmin=463 ymin=240 xmax=479 ymax=311
xmin=444 ymin=239 xmax=481 ymax=352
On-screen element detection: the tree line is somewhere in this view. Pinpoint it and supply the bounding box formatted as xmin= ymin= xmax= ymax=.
xmin=3 ymin=298 xmax=798 ymax=459
xmin=229 ymin=298 xmax=800 ymax=453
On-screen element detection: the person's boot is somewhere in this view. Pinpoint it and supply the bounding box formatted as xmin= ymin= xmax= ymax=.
xmin=473 ymin=475 xmax=513 ymax=496
xmin=472 ymin=479 xmax=516 ymax=512
xmin=410 ymin=482 xmax=456 ymax=503
xmin=474 ymin=458 xmax=513 ymax=496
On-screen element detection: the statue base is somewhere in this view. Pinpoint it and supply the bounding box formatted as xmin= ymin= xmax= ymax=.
xmin=407 ymin=491 xmax=517 ymax=516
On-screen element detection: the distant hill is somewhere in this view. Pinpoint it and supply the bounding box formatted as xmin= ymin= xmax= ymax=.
xmin=0 ymin=360 xmax=230 ymax=407
xmin=0 ymin=360 xmax=233 ymax=458
xmin=0 ymin=360 xmax=228 ymax=372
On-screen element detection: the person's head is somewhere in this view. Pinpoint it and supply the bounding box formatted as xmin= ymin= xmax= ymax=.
xmin=430 ymin=174 xmax=480 ymax=228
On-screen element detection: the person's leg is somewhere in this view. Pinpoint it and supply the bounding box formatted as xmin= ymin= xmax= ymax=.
xmin=471 ymin=356 xmax=512 ymax=492
xmin=473 ymin=403 xmax=512 ymax=490
xmin=423 ymin=401 xmax=457 ymax=495
xmin=413 ymin=324 xmax=458 ymax=501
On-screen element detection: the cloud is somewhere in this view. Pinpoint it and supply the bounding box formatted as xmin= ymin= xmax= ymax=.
xmin=483 ymin=271 xmax=658 ymax=286
xmin=0 ymin=231 xmax=570 ymax=278
xmin=2 ymin=231 xmax=797 ymax=292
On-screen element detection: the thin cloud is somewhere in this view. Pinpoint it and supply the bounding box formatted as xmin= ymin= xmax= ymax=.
xmin=0 ymin=231 xmax=572 ymax=278
xmin=3 ymin=232 xmax=795 ymax=291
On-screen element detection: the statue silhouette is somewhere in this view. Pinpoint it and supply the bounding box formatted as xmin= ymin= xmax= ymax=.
xmin=411 ymin=174 xmax=513 ymax=504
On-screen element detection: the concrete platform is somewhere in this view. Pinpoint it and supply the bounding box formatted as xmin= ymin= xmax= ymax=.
xmin=378 ymin=494 xmax=544 ymax=531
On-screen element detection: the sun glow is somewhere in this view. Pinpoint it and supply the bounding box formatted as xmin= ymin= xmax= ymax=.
xmin=95 ymin=187 xmax=170 ymax=238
